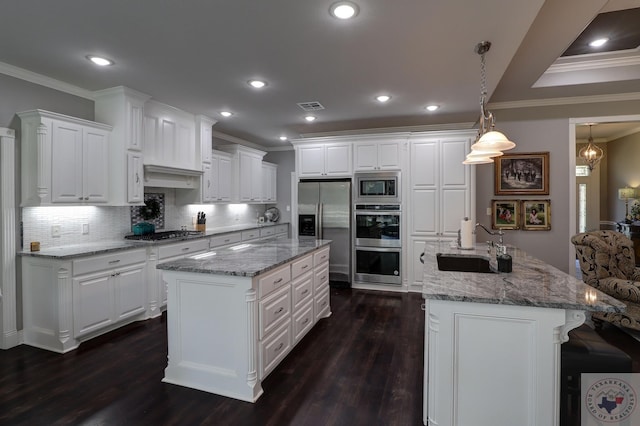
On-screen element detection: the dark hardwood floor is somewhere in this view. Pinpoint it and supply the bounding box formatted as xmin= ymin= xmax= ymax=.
xmin=0 ymin=288 xmax=425 ymax=426
xmin=2 ymin=287 xmax=640 ymax=426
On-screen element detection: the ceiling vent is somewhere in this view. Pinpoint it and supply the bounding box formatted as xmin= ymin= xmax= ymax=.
xmin=297 ymin=101 xmax=325 ymax=112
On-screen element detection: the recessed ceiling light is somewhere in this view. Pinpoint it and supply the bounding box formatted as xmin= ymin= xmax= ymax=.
xmin=305 ymin=115 xmax=317 ymax=122
xmin=279 ymin=136 xmax=288 ymax=141
xmin=330 ymin=1 xmax=359 ymax=19
xmin=426 ymin=105 xmax=440 ymax=112
xmin=376 ymin=95 xmax=391 ymax=103
xmin=589 ymin=38 xmax=609 ymax=48
xmin=86 ymin=55 xmax=113 ymax=66
xmin=248 ymin=80 xmax=267 ymax=89
xmin=220 ymin=111 xmax=233 ymax=117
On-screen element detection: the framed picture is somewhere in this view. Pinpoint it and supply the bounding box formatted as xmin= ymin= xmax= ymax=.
xmin=495 ymin=152 xmax=549 ymax=195
xmin=491 ymin=200 xmax=520 ymax=230
xmin=522 ymin=200 xmax=551 ymax=230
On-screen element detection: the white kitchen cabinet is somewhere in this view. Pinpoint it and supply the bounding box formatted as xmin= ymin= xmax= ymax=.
xmin=201 ymin=162 xmax=214 ymax=202
xmin=213 ymin=150 xmax=232 ymax=202
xmin=143 ymin=100 xmax=198 ymax=171
xmin=209 ymin=232 xmax=242 ymax=248
xmin=18 ymin=109 xmax=113 ymax=206
xmin=218 ymin=145 xmax=267 ymax=203
xmin=262 ymin=162 xmax=278 ymax=202
xmin=22 ymin=248 xmax=147 ymax=353
xmin=94 ymin=86 xmax=151 ymax=206
xmin=156 ymin=239 xmax=209 ymax=308
xmin=354 ymin=140 xmax=403 ymax=171
xmin=295 ymin=143 xmax=352 ymax=178
xmin=196 ymin=115 xmax=216 ymax=164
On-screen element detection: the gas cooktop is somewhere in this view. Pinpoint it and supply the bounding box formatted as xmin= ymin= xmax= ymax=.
xmin=125 ymin=230 xmax=204 ymax=241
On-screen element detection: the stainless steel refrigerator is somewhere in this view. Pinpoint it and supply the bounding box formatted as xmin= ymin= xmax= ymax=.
xmin=298 ymin=179 xmax=351 ymax=285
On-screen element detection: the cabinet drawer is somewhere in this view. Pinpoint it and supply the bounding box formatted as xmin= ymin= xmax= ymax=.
xmin=259 ymin=227 xmax=275 ymax=237
xmin=209 ymin=232 xmax=241 ymax=248
xmin=158 ymin=239 xmax=209 ymax=259
xmin=73 ymin=248 xmax=147 ymax=276
xmin=314 ymin=263 xmax=329 ymax=291
xmin=293 ymin=300 xmax=314 ymax=344
xmin=258 ymin=265 xmax=291 ymax=299
xmin=292 ymin=271 xmax=313 ymax=311
xmin=273 ymin=224 xmax=288 ymax=236
xmin=314 ymin=246 xmax=330 ymax=266
xmin=291 ymin=254 xmax=313 ymax=279
xmin=242 ymin=229 xmax=260 ymax=241
xmin=259 ymin=319 xmax=291 ymax=380
xmin=259 ymin=285 xmax=291 ymax=339
xmin=315 ymin=286 xmax=331 ymax=321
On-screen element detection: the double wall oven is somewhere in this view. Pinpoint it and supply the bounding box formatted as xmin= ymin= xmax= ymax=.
xmin=353 ymin=203 xmax=401 ymax=285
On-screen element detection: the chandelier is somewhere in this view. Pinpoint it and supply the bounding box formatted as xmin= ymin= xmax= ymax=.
xmin=463 ymin=41 xmax=516 ymax=165
xmin=578 ymin=124 xmax=604 ymax=171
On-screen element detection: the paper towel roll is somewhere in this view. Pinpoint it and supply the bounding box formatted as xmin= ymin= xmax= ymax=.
xmin=460 ymin=218 xmax=473 ymax=249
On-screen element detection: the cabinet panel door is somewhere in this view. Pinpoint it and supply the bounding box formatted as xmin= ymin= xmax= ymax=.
xmin=354 ymin=143 xmax=378 ymax=171
xmin=161 ymin=119 xmax=176 ymax=166
xmin=239 ymin=152 xmax=254 ymax=201
xmin=202 ymin=162 xmax=214 ymax=202
xmin=217 ymin=155 xmax=232 ymax=201
xmin=143 ymin=115 xmax=159 ymax=163
xmin=298 ymin=146 xmax=325 ymax=176
xmin=201 ymin=123 xmax=212 ymax=163
xmin=250 ymin=155 xmax=263 ymax=201
xmin=411 ymin=141 xmax=438 ymax=187
xmin=127 ymin=100 xmax=144 ymax=151
xmin=325 ymin=144 xmax=352 ymax=176
xmin=83 ymin=127 xmax=109 ymax=203
xmin=73 ymin=272 xmax=114 ymax=337
xmin=176 ymin=123 xmax=194 ymax=169
xmin=411 ymin=239 xmax=427 ymax=287
xmin=412 ymin=189 xmax=438 ymax=234
xmin=114 ymin=264 xmax=147 ymax=321
xmin=441 ymin=189 xmax=468 ymax=236
xmin=127 ymin=151 xmax=144 ymax=203
xmin=51 ymin=121 xmax=83 ymax=203
xmin=378 ymin=142 xmax=401 ymax=169
xmin=441 ymin=139 xmax=468 ymax=186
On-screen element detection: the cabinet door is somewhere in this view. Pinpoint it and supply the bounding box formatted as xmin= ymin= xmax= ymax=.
xmin=73 ymin=271 xmax=114 ymax=338
xmin=250 ymin=155 xmax=263 ymax=201
xmin=378 ymin=141 xmax=401 ymax=169
xmin=83 ymin=127 xmax=110 ymax=203
xmin=239 ymin=151 xmax=254 ymax=201
xmin=354 ymin=143 xmax=379 ymax=171
xmin=298 ymin=145 xmax=325 ymax=177
xmin=201 ymin=162 xmax=214 ymax=202
xmin=217 ymin=154 xmax=232 ymax=201
xmin=411 ymin=141 xmax=438 ymax=188
xmin=411 ymin=189 xmax=438 ymax=235
xmin=114 ymin=263 xmax=147 ymax=321
xmin=127 ymin=99 xmax=144 ymax=151
xmin=210 ymin=155 xmax=221 ymax=201
xmin=51 ymin=120 xmax=84 ymax=203
xmin=325 ymin=144 xmax=352 ymax=176
xmin=127 ymin=151 xmax=144 ymax=204
xmin=201 ymin=122 xmax=212 ymax=164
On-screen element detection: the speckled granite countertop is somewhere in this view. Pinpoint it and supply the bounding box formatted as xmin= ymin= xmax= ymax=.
xmin=17 ymin=222 xmax=288 ymax=260
xmin=157 ymin=239 xmax=331 ymax=277
xmin=422 ymin=241 xmax=625 ymax=312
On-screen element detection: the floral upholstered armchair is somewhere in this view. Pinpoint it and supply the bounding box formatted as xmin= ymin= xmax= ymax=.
xmin=571 ymin=230 xmax=640 ymax=331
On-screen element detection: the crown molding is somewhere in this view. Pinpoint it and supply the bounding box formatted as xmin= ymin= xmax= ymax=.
xmin=0 ymin=61 xmax=94 ymax=100
xmin=489 ymin=92 xmax=640 ymax=110
xmin=300 ymin=122 xmax=476 ymax=139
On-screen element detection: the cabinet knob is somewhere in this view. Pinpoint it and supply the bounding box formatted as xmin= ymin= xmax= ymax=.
xmin=274 ymin=307 xmax=284 ymax=315
xmin=275 ymin=342 xmax=284 ymax=352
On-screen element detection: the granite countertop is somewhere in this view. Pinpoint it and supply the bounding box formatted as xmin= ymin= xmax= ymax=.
xmin=18 ymin=222 xmax=288 ymax=260
xmin=157 ymin=239 xmax=331 ymax=277
xmin=422 ymin=240 xmax=626 ymax=313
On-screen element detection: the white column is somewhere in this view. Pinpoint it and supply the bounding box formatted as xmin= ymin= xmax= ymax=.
xmin=0 ymin=127 xmax=18 ymax=349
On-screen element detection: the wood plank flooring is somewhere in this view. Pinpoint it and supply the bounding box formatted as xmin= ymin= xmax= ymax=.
xmin=2 ymin=287 xmax=640 ymax=426
xmin=0 ymin=288 xmax=425 ymax=426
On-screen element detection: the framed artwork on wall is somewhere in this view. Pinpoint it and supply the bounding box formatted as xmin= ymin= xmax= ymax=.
xmin=522 ymin=200 xmax=551 ymax=231
xmin=491 ymin=200 xmax=520 ymax=230
xmin=495 ymin=152 xmax=549 ymax=195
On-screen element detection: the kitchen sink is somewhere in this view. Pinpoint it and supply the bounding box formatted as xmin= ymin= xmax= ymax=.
xmin=436 ymin=253 xmax=495 ymax=273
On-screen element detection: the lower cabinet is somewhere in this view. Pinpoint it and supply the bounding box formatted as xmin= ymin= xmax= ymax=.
xmin=22 ymin=248 xmax=148 ymax=353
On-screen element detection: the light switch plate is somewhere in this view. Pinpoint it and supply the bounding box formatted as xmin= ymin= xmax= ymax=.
xmin=486 ymin=207 xmax=492 ymax=216
xmin=82 ymin=223 xmax=89 ymax=234
xmin=51 ymin=225 xmax=61 ymax=237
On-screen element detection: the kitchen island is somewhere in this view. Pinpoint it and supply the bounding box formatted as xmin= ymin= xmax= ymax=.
xmin=421 ymin=241 xmax=625 ymax=426
xmin=157 ymin=238 xmax=332 ymax=402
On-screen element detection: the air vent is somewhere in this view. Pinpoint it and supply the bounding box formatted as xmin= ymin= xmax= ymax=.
xmin=297 ymin=101 xmax=325 ymax=112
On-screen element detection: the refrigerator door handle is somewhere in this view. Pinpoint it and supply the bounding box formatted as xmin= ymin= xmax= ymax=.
xmin=318 ymin=204 xmax=323 ymax=239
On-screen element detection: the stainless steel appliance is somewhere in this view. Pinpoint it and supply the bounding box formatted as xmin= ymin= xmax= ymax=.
xmin=298 ymin=179 xmax=351 ymax=284
xmin=354 ymin=171 xmax=401 ymax=204
xmin=353 ymin=203 xmax=402 ymax=285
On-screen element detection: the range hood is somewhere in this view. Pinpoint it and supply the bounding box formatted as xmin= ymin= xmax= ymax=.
xmin=144 ymin=164 xmax=202 ymax=189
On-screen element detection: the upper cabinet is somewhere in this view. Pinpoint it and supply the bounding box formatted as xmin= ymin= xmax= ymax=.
xmin=295 ymin=142 xmax=352 ymax=178
xmin=143 ymin=100 xmax=198 ymax=171
xmin=18 ymin=110 xmax=112 ymax=206
xmin=196 ymin=115 xmax=216 ymax=164
xmin=219 ymin=145 xmax=267 ymax=203
xmin=354 ymin=140 xmax=403 ymax=171
xmin=94 ymin=86 xmax=151 ymax=205
xmin=262 ymin=162 xmax=278 ymax=203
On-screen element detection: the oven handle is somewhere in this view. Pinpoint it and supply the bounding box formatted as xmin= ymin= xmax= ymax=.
xmin=355 ymin=246 xmax=402 ymax=253
xmin=318 ymin=203 xmax=323 ymax=239
xmin=354 ymin=210 xmax=401 ymax=215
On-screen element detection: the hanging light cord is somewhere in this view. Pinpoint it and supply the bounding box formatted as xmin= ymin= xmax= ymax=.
xmin=476 ymin=42 xmax=495 ymax=137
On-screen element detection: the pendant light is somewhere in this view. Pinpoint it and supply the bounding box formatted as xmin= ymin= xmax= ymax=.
xmin=578 ymin=124 xmax=604 ymax=171
xmin=463 ymin=41 xmax=516 ymax=164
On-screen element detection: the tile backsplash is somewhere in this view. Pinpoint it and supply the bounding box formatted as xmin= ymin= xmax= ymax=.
xmin=22 ymin=188 xmax=278 ymax=250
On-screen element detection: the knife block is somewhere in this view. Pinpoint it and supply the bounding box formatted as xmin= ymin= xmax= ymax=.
xmin=195 ymin=224 xmax=206 ymax=232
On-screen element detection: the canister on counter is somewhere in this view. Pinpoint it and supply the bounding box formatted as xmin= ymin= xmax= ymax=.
xmin=30 ymin=242 xmax=40 ymax=252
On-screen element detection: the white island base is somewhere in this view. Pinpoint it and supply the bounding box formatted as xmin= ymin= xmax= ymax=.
xmin=423 ymin=299 xmax=585 ymax=426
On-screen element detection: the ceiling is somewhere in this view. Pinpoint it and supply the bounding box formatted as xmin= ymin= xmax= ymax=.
xmin=0 ymin=0 xmax=639 ymax=148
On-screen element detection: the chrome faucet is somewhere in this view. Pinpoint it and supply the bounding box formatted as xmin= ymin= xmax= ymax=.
xmin=475 ymin=223 xmax=506 ymax=256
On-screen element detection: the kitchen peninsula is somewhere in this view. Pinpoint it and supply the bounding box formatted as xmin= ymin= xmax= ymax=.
xmin=421 ymin=241 xmax=625 ymax=426
xmin=157 ymin=238 xmax=331 ymax=402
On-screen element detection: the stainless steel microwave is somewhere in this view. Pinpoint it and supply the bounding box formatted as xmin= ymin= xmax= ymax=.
xmin=354 ymin=172 xmax=400 ymax=203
